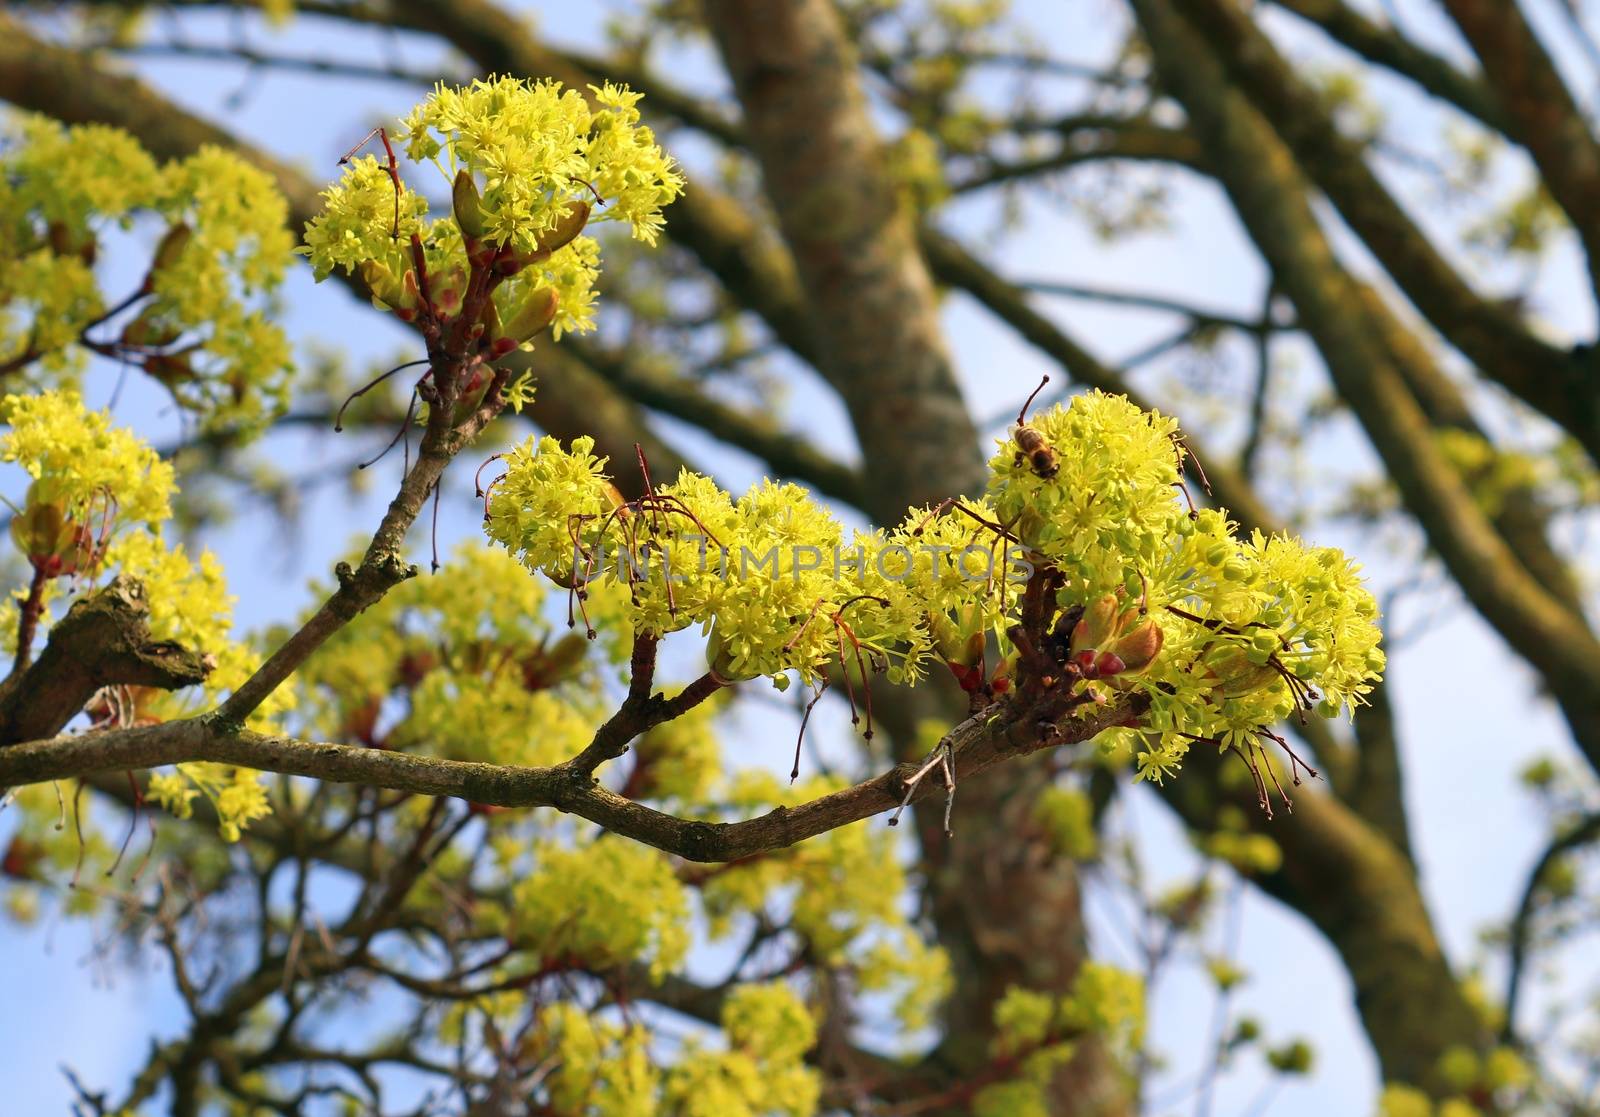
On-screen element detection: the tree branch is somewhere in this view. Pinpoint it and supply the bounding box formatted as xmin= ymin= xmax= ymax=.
xmin=0 ymin=692 xmax=1145 ymax=863
xmin=1169 ymin=0 xmax=1600 ymax=471
xmin=1440 ymin=0 xmax=1600 ymax=302
xmin=0 ymin=576 xmax=214 ymax=745
xmin=1502 ymin=808 xmax=1600 ymax=1043
xmin=1267 ymin=0 xmax=1508 ymax=131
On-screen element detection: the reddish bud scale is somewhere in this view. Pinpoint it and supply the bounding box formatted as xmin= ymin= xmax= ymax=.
xmin=1094 ymin=651 xmax=1126 ymax=677
xmin=946 ymin=660 xmax=985 ymax=692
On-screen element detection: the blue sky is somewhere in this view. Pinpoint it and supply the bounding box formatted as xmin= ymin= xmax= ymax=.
xmin=2 ymin=2 xmax=1596 ymax=1114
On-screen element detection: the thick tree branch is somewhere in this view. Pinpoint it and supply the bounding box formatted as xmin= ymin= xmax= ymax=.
xmin=701 ymin=0 xmax=984 ymax=516
xmin=0 ymin=693 xmax=1145 ymax=863
xmin=0 ymin=576 xmax=214 ymax=745
xmin=1440 ymin=0 xmax=1600 ymax=301
xmin=1267 ymin=0 xmax=1508 ymax=131
xmin=1169 ymin=0 xmax=1600 ymax=470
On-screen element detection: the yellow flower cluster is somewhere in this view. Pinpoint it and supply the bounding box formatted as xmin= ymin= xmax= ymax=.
xmin=513 ymin=836 xmax=692 ymax=981
xmin=1 ymin=389 xmax=174 ymax=527
xmin=486 ymin=391 xmax=1386 ymax=782
xmin=525 ymin=982 xmax=819 ymax=1117
xmin=148 ymin=764 xmax=270 ymax=843
xmin=2 ymin=391 xmax=283 ymax=839
xmin=401 ymin=77 xmax=684 ymax=249
xmin=302 ymin=77 xmax=682 ymax=345
xmin=977 ymin=963 xmax=1146 ymax=1114
xmin=0 ymin=117 xmax=295 ymax=434
xmin=293 ymin=541 xmax=601 ymax=766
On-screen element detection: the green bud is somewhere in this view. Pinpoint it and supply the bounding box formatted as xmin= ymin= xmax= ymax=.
xmin=1070 ymin=594 xmax=1119 ymax=655
xmin=452 ymin=169 xmax=487 ymax=239
xmin=1267 ymin=1040 xmax=1314 ymax=1076
xmin=359 ymin=259 xmax=406 ymax=309
xmin=1204 ymin=645 xmax=1278 ymax=698
xmin=928 ymin=613 xmax=963 ymax=663
xmin=499 ymin=286 xmax=559 ymax=345
xmin=150 ymin=223 xmax=192 ymax=276
xmin=705 ymin=619 xmax=756 ymax=682
xmin=531 ymin=200 xmax=591 ymax=258
xmin=1204 ymin=542 xmax=1231 ymax=567
xmin=1221 ymin=557 xmax=1251 ymax=582
xmin=1108 ymin=619 xmax=1163 ymax=673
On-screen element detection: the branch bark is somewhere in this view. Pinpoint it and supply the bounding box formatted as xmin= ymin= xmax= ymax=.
xmin=1170 ymin=0 xmax=1600 ymax=471
xmin=0 ymin=692 xmax=1144 ymax=863
xmin=0 ymin=576 xmax=214 ymax=745
xmin=1440 ymin=0 xmax=1600 ymax=302
xmin=1267 ymin=0 xmax=1508 ymax=131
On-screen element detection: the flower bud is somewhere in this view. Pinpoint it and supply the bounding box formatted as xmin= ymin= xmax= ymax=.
xmin=10 ymin=482 xmax=91 ymax=576
xmin=1221 ymin=557 xmax=1252 ymax=582
xmin=391 ymin=268 xmax=424 ymax=321
xmin=150 ymin=222 xmax=192 ymax=275
xmin=990 ymin=656 xmax=1013 ymax=694
xmin=2 ymin=836 xmax=42 ymax=881
xmin=1203 ymin=645 xmax=1277 ymax=699
xmin=1109 ymin=619 xmax=1163 ymax=673
xmin=359 ymin=259 xmax=406 ymax=309
xmin=929 ymin=613 xmax=964 ymax=663
xmin=531 ymin=201 xmax=591 ymax=258
xmin=452 ymin=169 xmax=487 ymax=239
xmin=1094 ymin=651 xmax=1126 ymax=677
xmin=705 ymin=619 xmax=755 ymax=682
xmin=430 ymin=264 xmax=469 ymax=317
xmin=961 ymin=628 xmax=986 ymax=669
xmin=499 ymin=286 xmax=560 ymax=346
xmin=1070 ymin=594 xmax=1119 ymax=655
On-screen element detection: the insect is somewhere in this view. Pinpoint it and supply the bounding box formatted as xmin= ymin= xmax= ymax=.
xmin=1012 ymin=375 xmax=1059 ymax=479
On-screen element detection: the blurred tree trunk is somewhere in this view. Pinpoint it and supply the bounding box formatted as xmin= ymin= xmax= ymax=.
xmin=701 ymin=1 xmax=1131 ymax=1110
